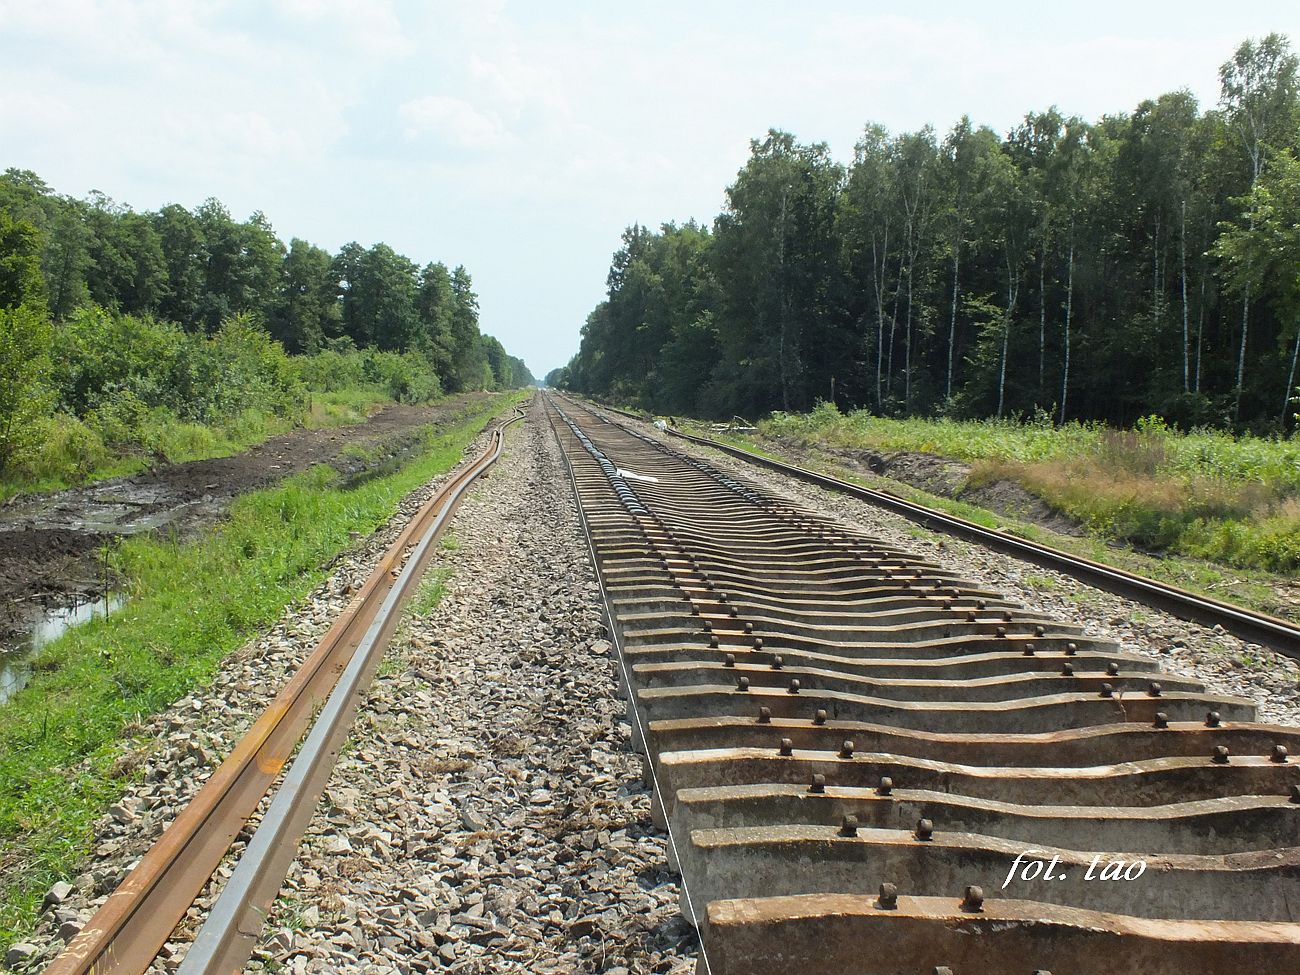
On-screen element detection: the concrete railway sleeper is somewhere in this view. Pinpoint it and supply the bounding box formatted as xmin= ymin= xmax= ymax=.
xmin=544 ymin=392 xmax=1300 ymax=975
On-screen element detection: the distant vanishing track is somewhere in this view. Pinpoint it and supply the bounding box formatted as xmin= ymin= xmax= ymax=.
xmin=546 ymin=392 xmax=1300 ymax=975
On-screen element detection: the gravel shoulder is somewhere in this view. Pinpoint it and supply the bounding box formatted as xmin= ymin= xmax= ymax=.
xmin=5 ymin=400 xmax=693 ymax=974
xmin=251 ymin=400 xmax=691 ymax=974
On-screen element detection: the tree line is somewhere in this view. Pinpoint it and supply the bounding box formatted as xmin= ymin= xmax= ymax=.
xmin=0 ymin=169 xmax=534 ymax=392
xmin=552 ymin=34 xmax=1300 ymax=432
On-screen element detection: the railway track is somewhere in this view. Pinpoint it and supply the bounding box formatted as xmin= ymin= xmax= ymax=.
xmin=42 ymin=403 xmax=526 ymax=975
xmin=545 ymin=393 xmax=1300 ymax=975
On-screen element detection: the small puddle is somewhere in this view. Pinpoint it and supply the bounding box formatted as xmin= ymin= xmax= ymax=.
xmin=0 ymin=593 xmax=126 ymax=705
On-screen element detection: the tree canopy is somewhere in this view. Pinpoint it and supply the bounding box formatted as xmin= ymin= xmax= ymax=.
xmin=560 ymin=34 xmax=1300 ymax=432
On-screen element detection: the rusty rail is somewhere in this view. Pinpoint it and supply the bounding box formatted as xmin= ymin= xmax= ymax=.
xmin=45 ymin=402 xmax=526 ymax=975
xmin=545 ymin=392 xmax=1300 ymax=975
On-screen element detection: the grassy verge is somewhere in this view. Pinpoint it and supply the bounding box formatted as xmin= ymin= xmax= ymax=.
xmin=1 ymin=389 xmax=393 ymax=503
xmin=681 ymin=420 xmax=1297 ymax=621
xmin=0 ymin=390 xmax=525 ymax=942
xmin=724 ymin=404 xmax=1300 ymax=576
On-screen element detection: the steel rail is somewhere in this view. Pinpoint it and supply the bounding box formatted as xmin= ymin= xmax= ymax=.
xmin=45 ymin=402 xmax=526 ymax=975
xmin=585 ymin=399 xmax=1300 ymax=657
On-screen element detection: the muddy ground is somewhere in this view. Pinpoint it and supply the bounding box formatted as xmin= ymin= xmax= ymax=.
xmin=0 ymin=394 xmax=497 ymax=642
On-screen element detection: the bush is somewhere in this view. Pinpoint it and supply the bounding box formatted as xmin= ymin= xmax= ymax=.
xmin=0 ymin=303 xmax=54 ymax=471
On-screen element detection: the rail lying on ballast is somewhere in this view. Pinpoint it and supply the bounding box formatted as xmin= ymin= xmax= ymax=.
xmin=545 ymin=392 xmax=1300 ymax=975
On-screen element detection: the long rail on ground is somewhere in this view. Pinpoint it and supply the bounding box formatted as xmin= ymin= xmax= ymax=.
xmin=545 ymin=391 xmax=1300 ymax=975
xmin=44 ymin=402 xmax=527 ymax=975
xmin=596 ymin=402 xmax=1300 ymax=656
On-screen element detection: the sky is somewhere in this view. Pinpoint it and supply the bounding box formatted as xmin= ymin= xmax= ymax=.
xmin=4 ymin=2 xmax=1300 ymax=378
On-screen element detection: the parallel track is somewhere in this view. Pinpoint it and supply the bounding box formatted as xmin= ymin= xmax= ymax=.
xmin=45 ymin=403 xmax=526 ymax=975
xmin=546 ymin=392 xmax=1300 ymax=975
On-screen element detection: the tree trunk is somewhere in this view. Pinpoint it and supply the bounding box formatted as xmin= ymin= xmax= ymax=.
xmin=1235 ymin=287 xmax=1250 ymax=419
xmin=1180 ymin=199 xmax=1189 ymax=393
xmin=1038 ymin=248 xmax=1046 ymax=402
xmin=998 ymin=243 xmax=1019 ymax=419
xmin=947 ymin=245 xmax=960 ymax=401
xmin=1284 ymin=324 xmax=1300 ymax=430
xmin=1195 ymin=267 xmax=1206 ymax=393
xmin=886 ymin=253 xmax=904 ymax=401
xmin=1060 ymin=229 xmax=1074 ymax=424
xmin=777 ymin=186 xmax=791 ymax=410
xmin=904 ymin=261 xmax=914 ymax=412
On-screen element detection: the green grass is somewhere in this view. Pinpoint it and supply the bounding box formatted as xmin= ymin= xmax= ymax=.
xmin=747 ymin=403 xmax=1300 ymax=575
xmin=0 ymin=390 xmax=392 ymax=503
xmin=690 ymin=426 xmax=1295 ymax=621
xmin=409 ymin=567 xmax=452 ymax=617
xmin=0 ymin=390 xmax=524 ymax=943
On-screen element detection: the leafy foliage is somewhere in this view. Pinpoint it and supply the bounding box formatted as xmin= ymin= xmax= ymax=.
xmin=560 ymin=34 xmax=1300 ymax=434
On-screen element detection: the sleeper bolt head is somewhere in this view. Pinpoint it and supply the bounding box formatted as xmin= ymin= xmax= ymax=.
xmin=1153 ymin=712 xmax=1169 ymax=729
xmin=839 ymin=740 xmax=855 ymax=759
xmin=877 ymin=883 xmax=898 ymax=910
xmin=1271 ymin=745 xmax=1289 ymax=763
xmin=877 ymin=776 xmax=893 ymax=796
xmin=961 ymin=885 xmax=985 ymax=913
xmin=916 ymin=818 xmax=934 ymax=841
xmin=813 ymin=709 xmax=827 ymax=726
xmin=1213 ymin=745 xmax=1230 ymax=764
xmin=809 ymin=773 xmax=826 ymax=793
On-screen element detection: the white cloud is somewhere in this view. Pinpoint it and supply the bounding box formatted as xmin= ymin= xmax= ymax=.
xmin=398 ymin=95 xmax=511 ymax=149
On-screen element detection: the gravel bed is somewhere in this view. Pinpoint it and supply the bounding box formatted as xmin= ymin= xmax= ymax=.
xmin=6 ymin=417 xmax=517 ymax=972
xmin=246 ymin=401 xmax=691 ymax=974
xmin=620 ymin=415 xmax=1300 ymax=729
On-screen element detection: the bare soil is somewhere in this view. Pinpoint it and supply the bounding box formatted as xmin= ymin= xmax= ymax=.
xmin=0 ymin=394 xmax=497 ymax=642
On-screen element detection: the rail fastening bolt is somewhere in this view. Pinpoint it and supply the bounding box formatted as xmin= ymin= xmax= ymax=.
xmin=839 ymin=740 xmax=855 ymax=759
xmin=1100 ymin=683 xmax=1114 ymax=698
xmin=840 ymin=814 xmax=859 ymax=837
xmin=877 ymin=882 xmax=898 ymax=909
xmin=1206 ymin=710 xmax=1221 ymax=727
xmin=1061 ymin=663 xmax=1074 ymax=676
xmin=962 ymin=885 xmax=985 ymax=912
xmin=916 ymin=818 xmax=934 ymax=841
xmin=1148 ymin=681 xmax=1162 ymax=697
xmin=1213 ymin=745 xmax=1230 ymax=763
xmin=1153 ymin=712 xmax=1169 ymax=729
xmin=723 ymin=653 xmax=735 ymax=667
xmin=813 ymin=709 xmax=827 ymax=725
xmin=779 ymin=738 xmax=794 ymax=756
xmin=735 ymin=676 xmax=750 ymax=692
xmin=1272 ymin=744 xmax=1289 ymax=763
xmin=770 ymin=655 xmax=783 ymax=670
xmin=787 ymin=679 xmax=801 ymax=694
xmin=757 ymin=706 xmax=771 ymax=724
xmin=877 ymin=775 xmax=893 ymax=796
xmin=809 ymin=773 xmax=825 ymax=793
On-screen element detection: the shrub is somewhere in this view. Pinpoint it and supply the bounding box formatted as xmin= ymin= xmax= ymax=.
xmin=0 ymin=303 xmax=54 ymax=471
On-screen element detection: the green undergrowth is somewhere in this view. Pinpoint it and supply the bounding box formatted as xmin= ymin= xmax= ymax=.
xmin=0 ymin=390 xmax=524 ymax=944
xmin=0 ymin=389 xmax=391 ymax=502
xmin=688 ymin=423 xmax=1294 ymax=621
xmin=699 ymin=403 xmax=1300 ymax=576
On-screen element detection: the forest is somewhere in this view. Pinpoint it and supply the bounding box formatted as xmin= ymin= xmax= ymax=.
xmin=0 ymin=169 xmax=533 ymax=485
xmin=552 ymin=34 xmax=1300 ymax=434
